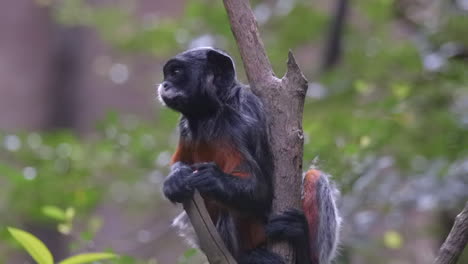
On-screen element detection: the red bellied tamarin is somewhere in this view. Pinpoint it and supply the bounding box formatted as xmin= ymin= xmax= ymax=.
xmin=159 ymin=47 xmax=341 ymax=263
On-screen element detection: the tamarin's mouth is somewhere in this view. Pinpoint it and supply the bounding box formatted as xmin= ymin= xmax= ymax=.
xmin=159 ymin=83 xmax=184 ymax=97
xmin=157 ymin=83 xmax=186 ymax=110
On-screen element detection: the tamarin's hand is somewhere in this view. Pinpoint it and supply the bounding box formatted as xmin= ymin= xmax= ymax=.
xmin=189 ymin=162 xmax=226 ymax=196
xmin=163 ymin=162 xmax=194 ymax=203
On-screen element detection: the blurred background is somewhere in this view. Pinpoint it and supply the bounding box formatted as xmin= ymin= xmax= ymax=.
xmin=0 ymin=0 xmax=467 ymax=263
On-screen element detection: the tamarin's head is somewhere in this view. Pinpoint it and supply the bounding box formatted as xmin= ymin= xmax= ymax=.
xmin=158 ymin=47 xmax=237 ymax=117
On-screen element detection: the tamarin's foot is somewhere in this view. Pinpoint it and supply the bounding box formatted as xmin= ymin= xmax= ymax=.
xmin=266 ymin=208 xmax=309 ymax=243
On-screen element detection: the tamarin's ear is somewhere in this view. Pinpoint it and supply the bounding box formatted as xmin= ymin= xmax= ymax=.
xmin=207 ymin=49 xmax=236 ymax=86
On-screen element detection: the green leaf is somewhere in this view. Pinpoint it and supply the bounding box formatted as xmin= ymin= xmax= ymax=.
xmin=65 ymin=207 xmax=76 ymax=221
xmin=59 ymin=253 xmax=118 ymax=264
xmin=41 ymin=206 xmax=67 ymax=221
xmin=7 ymin=227 xmax=54 ymax=264
xmin=183 ymin=248 xmax=198 ymax=258
xmin=383 ymin=230 xmax=403 ymax=249
xmin=392 ymin=83 xmax=410 ymax=99
xmin=354 ymin=80 xmax=372 ymax=94
xmin=57 ymin=223 xmax=72 ymax=235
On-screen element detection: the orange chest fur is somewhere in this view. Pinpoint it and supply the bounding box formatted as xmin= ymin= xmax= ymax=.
xmin=171 ymin=140 xmax=265 ymax=249
xmin=171 ymin=141 xmax=248 ymax=178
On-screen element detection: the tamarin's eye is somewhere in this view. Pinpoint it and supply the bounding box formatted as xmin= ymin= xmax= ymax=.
xmin=171 ymin=67 xmax=182 ymax=76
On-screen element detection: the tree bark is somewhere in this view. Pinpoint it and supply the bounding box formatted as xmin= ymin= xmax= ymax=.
xmin=223 ymin=1 xmax=308 ymax=263
xmin=433 ymin=201 xmax=468 ymax=264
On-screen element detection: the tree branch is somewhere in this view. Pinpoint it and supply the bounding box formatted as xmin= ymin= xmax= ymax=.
xmin=183 ymin=191 xmax=237 ymax=264
xmin=433 ymin=201 xmax=468 ymax=264
xmin=222 ymin=0 xmax=278 ymax=92
xmin=321 ymin=0 xmax=349 ymax=71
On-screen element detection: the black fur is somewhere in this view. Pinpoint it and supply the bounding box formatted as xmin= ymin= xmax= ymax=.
xmin=239 ymin=248 xmax=285 ymax=264
xmin=160 ymin=47 xmax=277 ymax=260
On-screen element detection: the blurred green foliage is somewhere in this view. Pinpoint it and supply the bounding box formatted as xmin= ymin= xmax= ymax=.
xmin=8 ymin=226 xmax=118 ymax=264
xmin=1 ymin=110 xmax=177 ymax=220
xmin=0 ymin=109 xmax=180 ymax=262
xmin=2 ymin=0 xmax=468 ymax=263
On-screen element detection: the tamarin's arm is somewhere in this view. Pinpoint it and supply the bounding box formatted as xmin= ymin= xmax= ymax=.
xmin=163 ymin=140 xmax=194 ymax=203
xmin=188 ymin=161 xmax=272 ymax=213
xmin=164 ymin=137 xmax=272 ymax=213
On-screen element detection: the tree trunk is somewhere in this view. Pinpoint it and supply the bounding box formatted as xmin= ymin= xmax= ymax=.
xmin=223 ymin=1 xmax=308 ymax=262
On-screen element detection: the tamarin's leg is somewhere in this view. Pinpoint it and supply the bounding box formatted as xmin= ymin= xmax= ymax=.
xmin=238 ymin=247 xmax=285 ymax=264
xmin=266 ymin=169 xmax=341 ymax=264
xmin=265 ymin=209 xmax=311 ymax=264
xmin=266 ymin=209 xmax=309 ymax=242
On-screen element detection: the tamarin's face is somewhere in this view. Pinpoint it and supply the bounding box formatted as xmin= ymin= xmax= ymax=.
xmin=158 ymin=47 xmax=236 ymax=117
